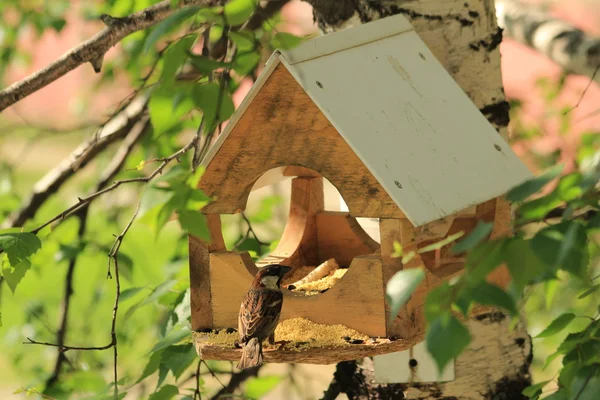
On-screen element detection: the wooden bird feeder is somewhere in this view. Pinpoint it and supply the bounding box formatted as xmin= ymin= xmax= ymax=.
xmin=189 ymin=14 xmax=532 ymax=364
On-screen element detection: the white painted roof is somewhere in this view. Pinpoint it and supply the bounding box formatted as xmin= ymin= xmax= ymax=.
xmin=203 ymin=14 xmax=532 ymax=227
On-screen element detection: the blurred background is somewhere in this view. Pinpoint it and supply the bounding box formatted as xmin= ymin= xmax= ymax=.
xmin=0 ymin=0 xmax=599 ymax=398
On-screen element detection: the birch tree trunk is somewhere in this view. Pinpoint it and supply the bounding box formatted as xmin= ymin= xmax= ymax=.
xmin=303 ymin=1 xmax=533 ymax=398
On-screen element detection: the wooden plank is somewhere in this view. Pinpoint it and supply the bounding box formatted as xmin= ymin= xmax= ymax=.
xmin=189 ymin=214 xmax=226 ymax=331
xmin=194 ymin=333 xmax=421 ymax=365
xmin=256 ymin=177 xmax=323 ymax=268
xmin=380 ymin=218 xmax=440 ymax=339
xmin=316 ymin=211 xmax=380 ymax=267
xmin=282 ymin=23 xmax=532 ymax=226
xmin=198 ymin=64 xmax=406 ymax=219
xmin=210 ymin=252 xmax=387 ymax=337
xmin=283 ymin=166 xmax=321 ymax=177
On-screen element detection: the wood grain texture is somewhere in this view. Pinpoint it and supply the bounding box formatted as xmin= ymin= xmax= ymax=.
xmin=198 ymin=63 xmax=406 ymax=219
xmin=189 ymin=214 xmax=226 ymax=331
xmin=210 ymin=252 xmax=387 ymax=337
xmin=316 ymin=211 xmax=380 ymax=267
xmin=256 ymin=177 xmax=323 ymax=268
xmin=194 ymin=334 xmax=421 ymax=364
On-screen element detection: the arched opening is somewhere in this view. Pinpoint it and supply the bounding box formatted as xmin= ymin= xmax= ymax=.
xmin=222 ymin=166 xmax=381 ymax=296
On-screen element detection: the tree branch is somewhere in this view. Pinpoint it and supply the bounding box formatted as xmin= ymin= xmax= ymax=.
xmin=2 ymin=95 xmax=148 ymax=229
xmin=209 ymin=365 xmax=261 ymax=400
xmin=496 ymin=0 xmax=600 ymax=84
xmin=0 ymin=0 xmax=217 ymax=112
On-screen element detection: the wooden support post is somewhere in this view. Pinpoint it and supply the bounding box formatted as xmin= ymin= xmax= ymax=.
xmin=189 ymin=214 xmax=226 ymax=331
xmin=257 ymin=176 xmax=324 ymax=268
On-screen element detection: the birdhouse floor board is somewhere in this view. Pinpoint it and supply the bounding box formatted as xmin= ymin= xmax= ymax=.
xmin=193 ymin=333 xmax=420 ymax=365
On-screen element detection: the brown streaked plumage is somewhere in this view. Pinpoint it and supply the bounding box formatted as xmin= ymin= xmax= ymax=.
xmin=237 ymin=264 xmax=291 ymax=369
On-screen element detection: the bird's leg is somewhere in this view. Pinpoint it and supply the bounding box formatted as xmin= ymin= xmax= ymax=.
xmin=268 ymin=333 xmax=290 ymax=350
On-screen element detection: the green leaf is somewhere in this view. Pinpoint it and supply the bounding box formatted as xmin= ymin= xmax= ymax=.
xmin=535 ymin=313 xmax=576 ymax=338
xmin=271 ymin=32 xmax=304 ymax=50
xmin=161 ymin=344 xmax=197 ymax=379
xmin=192 ymin=83 xmax=235 ymax=131
xmin=570 ymin=366 xmax=600 ymax=400
xmin=151 ymin=324 xmax=192 ymax=353
xmin=419 ymin=231 xmax=464 ymax=254
xmin=506 ymin=164 xmax=563 ymax=202
xmin=137 ymin=350 xmax=164 ymax=383
xmin=386 ymin=268 xmax=425 ymax=318
xmin=161 ymin=35 xmax=197 ymax=82
xmin=503 ymin=239 xmax=547 ymax=291
xmin=0 ymin=232 xmax=42 ymax=267
xmin=178 ymin=209 xmax=210 ymax=241
xmin=522 ymin=380 xmax=550 ymax=397
xmin=452 ymin=221 xmax=493 ymax=254
xmin=465 ymin=239 xmax=505 ymax=282
xmin=232 ymin=50 xmax=261 ymax=75
xmin=426 ymin=315 xmax=471 ymax=374
xmin=544 ymin=279 xmax=559 ymax=309
xmin=468 ymin=281 xmax=518 ymax=316
xmin=244 ymin=375 xmax=283 ymax=399
xmin=223 ymin=0 xmax=256 ymax=25
xmin=579 ymin=285 xmax=600 ymax=299
xmin=531 ymin=222 xmax=588 ymax=277
xmin=229 ymin=30 xmax=256 ymax=51
xmin=188 ymin=54 xmax=229 ymax=75
xmin=424 ymin=282 xmax=453 ymax=323
xmin=1 ymin=257 xmax=32 ymax=294
xmin=149 ymin=384 xmax=179 ymax=400
xmin=149 ymin=84 xmax=194 ymax=137
xmin=144 ymin=6 xmax=201 ymax=52
xmin=119 ymin=287 xmax=146 ymax=303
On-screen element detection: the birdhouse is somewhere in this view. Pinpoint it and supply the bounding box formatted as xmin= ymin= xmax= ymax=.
xmin=190 ymin=14 xmax=531 ymax=364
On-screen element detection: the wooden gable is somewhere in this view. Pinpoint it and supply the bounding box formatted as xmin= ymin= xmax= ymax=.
xmin=199 ymin=61 xmax=406 ymax=219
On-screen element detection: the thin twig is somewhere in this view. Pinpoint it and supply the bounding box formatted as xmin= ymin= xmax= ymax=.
xmin=107 ymin=203 xmax=140 ymax=398
xmin=202 ymin=360 xmax=227 ymax=389
xmin=194 ymin=359 xmax=202 ymax=400
xmin=0 ymin=0 xmax=217 ymax=112
xmin=209 ymin=364 xmax=261 ymax=400
xmin=29 ymin=131 xmax=194 ymax=236
xmin=2 ymin=95 xmax=148 ymax=229
xmin=565 ymin=64 xmax=600 ymax=115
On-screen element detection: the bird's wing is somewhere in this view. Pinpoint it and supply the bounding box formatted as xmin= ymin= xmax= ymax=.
xmin=238 ymin=289 xmax=283 ymax=343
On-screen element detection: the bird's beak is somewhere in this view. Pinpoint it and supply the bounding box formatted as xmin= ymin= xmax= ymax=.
xmin=279 ymin=266 xmax=292 ymax=276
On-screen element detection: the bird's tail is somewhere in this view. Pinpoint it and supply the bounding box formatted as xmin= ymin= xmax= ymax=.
xmin=237 ymin=337 xmax=263 ymax=369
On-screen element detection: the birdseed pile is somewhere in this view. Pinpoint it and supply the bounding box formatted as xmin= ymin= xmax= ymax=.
xmin=195 ymin=317 xmax=372 ymax=350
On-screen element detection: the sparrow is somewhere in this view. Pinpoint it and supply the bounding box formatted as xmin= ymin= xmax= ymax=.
xmin=237 ymin=264 xmax=292 ymax=369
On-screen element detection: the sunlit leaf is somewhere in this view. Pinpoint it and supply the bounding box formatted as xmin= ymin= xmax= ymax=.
xmin=244 ymin=375 xmax=283 ymax=399
xmin=420 ymin=231 xmax=464 ymax=254
xmin=468 ymin=281 xmax=518 ymax=316
xmin=1 ymin=256 xmax=31 ymax=294
xmin=579 ymin=285 xmax=600 ymax=299
xmin=522 ymin=380 xmax=550 ymax=398
xmin=229 ymin=30 xmax=255 ymax=51
xmin=0 ymin=232 xmax=42 ymax=267
xmin=178 ymin=209 xmax=210 ymax=241
xmin=271 ymin=32 xmax=304 ymax=50
xmin=149 ymin=84 xmax=194 ymax=137
xmin=188 ymin=54 xmax=230 ymax=75
xmin=535 ymin=313 xmax=576 ymax=338
xmin=232 ymin=50 xmax=261 ymax=76
xmin=452 ymin=222 xmax=493 ymax=254
xmin=504 ymin=239 xmax=546 ymax=290
xmin=151 ymin=324 xmax=191 ymax=353
xmin=137 ymin=351 xmax=164 ymax=384
xmin=161 ymin=35 xmax=197 ymax=82
xmin=506 ymin=164 xmax=563 ymax=202
xmin=223 ymin=0 xmax=256 ymax=25
xmin=386 ymin=268 xmax=425 ymax=318
xmin=426 ymin=315 xmax=471 ymax=374
xmin=144 ymin=6 xmax=201 ymax=52
xmin=120 ymin=287 xmax=146 ymax=303
xmin=149 ymin=384 xmax=179 ymax=400
xmin=161 ymin=344 xmax=197 ymax=379
xmin=192 ymin=83 xmax=235 ymax=132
